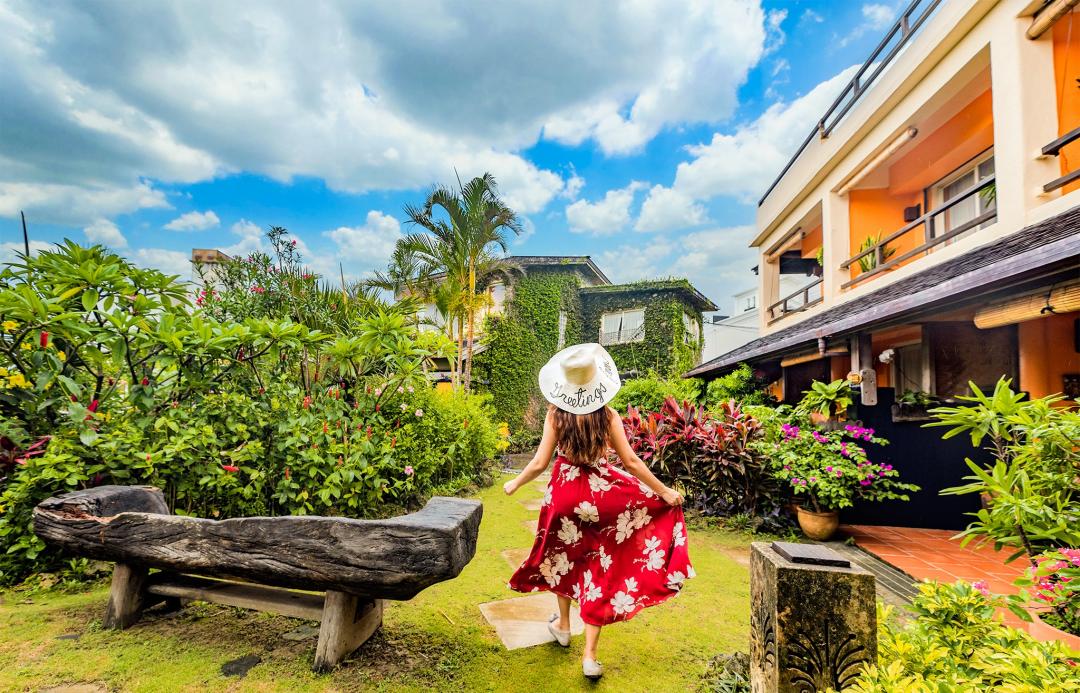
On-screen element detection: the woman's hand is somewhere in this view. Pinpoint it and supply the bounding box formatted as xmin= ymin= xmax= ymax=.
xmin=503 ymin=479 xmax=518 ymax=496
xmin=660 ymin=487 xmax=683 ymax=506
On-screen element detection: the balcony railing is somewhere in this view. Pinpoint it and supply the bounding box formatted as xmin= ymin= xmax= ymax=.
xmin=767 ymin=278 xmax=824 ymax=323
xmin=759 ymin=0 xmax=942 ymax=207
xmin=1042 ymin=126 xmax=1080 ymax=193
xmin=599 ymin=326 xmax=644 ymax=346
xmin=840 ymin=174 xmax=996 ymax=289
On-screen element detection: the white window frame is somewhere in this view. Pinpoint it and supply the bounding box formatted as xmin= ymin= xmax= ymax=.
xmin=930 ymin=150 xmax=995 ymax=242
xmin=681 ymin=312 xmax=700 ymax=345
xmin=599 ymin=308 xmax=645 ymax=345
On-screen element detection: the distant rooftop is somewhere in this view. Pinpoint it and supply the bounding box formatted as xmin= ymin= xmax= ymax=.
xmin=191 ymin=249 xmax=230 ymax=264
xmin=509 ymin=255 xmax=611 ymax=285
xmin=580 ymin=278 xmax=718 ymax=312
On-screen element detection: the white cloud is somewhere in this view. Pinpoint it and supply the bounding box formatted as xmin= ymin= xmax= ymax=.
xmin=862 ymin=4 xmax=895 ymax=30
xmin=673 ymin=225 xmax=758 ymax=298
xmin=131 ymin=248 xmax=192 ymax=279
xmin=0 ymin=0 xmax=781 ymax=224
xmin=221 ymin=219 xmax=267 ymax=257
xmin=514 ymin=216 xmax=537 ymax=246
xmin=83 ymin=218 xmax=127 ymax=248
xmin=800 ymin=9 xmax=824 ymax=24
xmin=324 ymin=211 xmax=402 ymax=276
xmin=0 ymin=240 xmax=51 ymax=266
xmin=164 ymin=210 xmax=220 ymax=231
xmin=596 ymin=239 xmax=674 ymax=284
xmin=667 ymin=65 xmax=859 ymax=203
xmin=765 ymin=9 xmax=788 ymax=54
xmin=561 ymin=172 xmax=585 ymax=201
xmin=634 ymin=185 xmax=708 ymax=232
xmin=565 ymin=181 xmax=645 ymax=235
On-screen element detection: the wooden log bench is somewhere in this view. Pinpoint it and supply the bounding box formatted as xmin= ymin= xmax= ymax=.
xmin=33 ymin=485 xmax=483 ymax=672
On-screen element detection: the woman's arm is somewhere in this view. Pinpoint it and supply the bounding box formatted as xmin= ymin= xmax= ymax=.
xmin=503 ymin=409 xmax=558 ymax=495
xmin=607 ymin=407 xmax=683 ymax=506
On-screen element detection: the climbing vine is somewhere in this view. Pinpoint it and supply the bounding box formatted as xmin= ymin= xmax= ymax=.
xmin=472 ymin=269 xmax=583 ymax=438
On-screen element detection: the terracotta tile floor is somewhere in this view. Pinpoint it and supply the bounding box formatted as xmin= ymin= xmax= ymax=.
xmin=842 ymin=524 xmax=1034 ymax=630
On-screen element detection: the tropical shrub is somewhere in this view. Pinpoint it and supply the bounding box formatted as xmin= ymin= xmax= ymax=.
xmin=767 ymin=423 xmax=918 ymax=512
xmin=1014 ymin=548 xmax=1080 ymax=635
xmin=703 ymin=363 xmax=775 ymax=407
xmin=609 ymin=373 xmax=701 ymax=415
xmin=850 ymin=581 xmax=1080 ymax=691
xmin=934 ymin=378 xmax=1080 ymax=560
xmin=621 ymin=397 xmax=779 ymax=518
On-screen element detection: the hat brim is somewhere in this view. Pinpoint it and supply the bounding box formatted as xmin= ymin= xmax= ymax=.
xmin=538 ymin=343 xmax=622 ymax=415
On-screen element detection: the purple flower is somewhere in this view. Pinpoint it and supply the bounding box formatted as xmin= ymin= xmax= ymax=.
xmin=840 ymin=443 xmax=850 ymax=457
xmin=860 ymin=479 xmax=872 ymax=486
xmin=882 ymin=464 xmax=893 ymax=471
xmin=783 ymin=465 xmax=791 ymax=471
xmin=808 ymin=477 xmax=817 ymax=483
xmin=781 ymin=424 xmax=801 ymax=440
xmin=812 ymin=431 xmax=828 ymax=444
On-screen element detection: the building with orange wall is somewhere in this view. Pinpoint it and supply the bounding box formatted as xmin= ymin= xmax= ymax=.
xmin=687 ymin=0 xmax=1079 ymax=529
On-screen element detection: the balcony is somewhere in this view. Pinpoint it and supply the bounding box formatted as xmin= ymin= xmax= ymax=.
xmin=599 ymin=325 xmax=645 ymax=346
xmin=1042 ymin=126 xmax=1080 ymax=195
xmin=767 ymin=277 xmax=823 ymax=322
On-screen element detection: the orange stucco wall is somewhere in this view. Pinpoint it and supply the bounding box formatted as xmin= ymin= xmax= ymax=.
xmin=847 ymin=89 xmax=994 ymax=283
xmin=1053 ymin=12 xmax=1080 ymax=194
xmin=1018 ymin=311 xmax=1079 ymax=401
xmin=801 ymin=225 xmax=823 ymax=258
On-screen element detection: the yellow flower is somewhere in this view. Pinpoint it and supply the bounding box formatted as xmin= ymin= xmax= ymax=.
xmin=1 ymin=320 xmax=16 ymax=332
xmin=57 ymin=351 xmax=66 ymax=362
xmin=0 ymin=367 xmax=7 ymax=377
xmin=20 ymin=342 xmax=31 ymax=351
xmin=7 ymin=373 xmax=28 ymax=388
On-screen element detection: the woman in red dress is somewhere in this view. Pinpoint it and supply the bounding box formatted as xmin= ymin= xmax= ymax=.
xmin=504 ymin=343 xmax=693 ymax=681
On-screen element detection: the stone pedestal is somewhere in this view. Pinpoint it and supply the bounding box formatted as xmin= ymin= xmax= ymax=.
xmin=750 ymin=542 xmax=876 ymax=693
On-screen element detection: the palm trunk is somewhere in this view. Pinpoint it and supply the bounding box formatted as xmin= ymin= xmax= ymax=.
xmin=464 ymin=262 xmax=476 ymax=393
xmin=455 ymin=316 xmax=465 ymax=390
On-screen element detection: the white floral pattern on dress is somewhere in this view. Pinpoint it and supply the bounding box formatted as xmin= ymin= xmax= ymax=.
xmin=580 ymin=569 xmax=602 ymax=602
xmin=638 ymin=481 xmax=656 ymax=498
xmin=588 ymin=473 xmax=612 ymax=494
xmin=666 ymin=570 xmax=687 ymax=588
xmin=638 ymin=535 xmax=666 ymax=571
xmin=561 ymin=464 xmax=581 ymax=483
xmin=539 ymin=551 xmax=573 ymax=587
xmin=598 ymin=545 xmax=613 ymax=572
xmin=613 ymin=506 xmax=652 ymax=544
xmin=543 ymin=484 xmax=553 ymax=507
xmin=574 ymin=500 xmax=599 ymax=523
xmin=557 ymin=516 xmax=583 ymax=545
xmin=610 ymin=590 xmax=636 ymax=615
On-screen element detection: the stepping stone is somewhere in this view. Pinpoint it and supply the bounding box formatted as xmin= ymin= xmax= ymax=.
xmin=41 ymin=686 xmax=107 ymax=693
xmin=522 ymin=520 xmax=538 ymax=535
xmin=55 ymin=633 xmax=81 ymax=641
xmin=479 ymin=593 xmax=586 ymax=650
xmin=221 ymin=654 xmax=261 ymax=677
xmin=501 ymin=547 xmax=531 ymax=570
xmin=282 ymin=624 xmax=320 ymax=641
xmin=720 ymin=547 xmax=751 ymax=568
xmin=520 ymin=497 xmax=543 ymax=511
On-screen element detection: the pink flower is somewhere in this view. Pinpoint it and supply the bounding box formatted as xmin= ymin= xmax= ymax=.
xmin=222 ymin=464 xmax=239 ymax=473
xmin=404 ymin=465 xmax=414 ymax=476
xmin=87 ymin=399 xmax=99 ymax=413
xmin=972 ymin=580 xmax=991 ymax=597
xmin=859 ymin=479 xmax=872 ymax=486
xmin=415 ymin=409 xmax=424 ymax=418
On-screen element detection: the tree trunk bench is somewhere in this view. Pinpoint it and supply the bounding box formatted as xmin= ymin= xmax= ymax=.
xmin=33 ymin=485 xmax=483 ymax=672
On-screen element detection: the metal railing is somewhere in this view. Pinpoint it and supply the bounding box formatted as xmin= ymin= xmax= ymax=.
xmin=1042 ymin=126 xmax=1080 ymax=193
xmin=767 ymin=277 xmax=824 ymax=323
xmin=840 ymin=174 xmax=996 ymax=289
xmin=599 ymin=326 xmax=644 ymax=346
xmin=758 ymin=0 xmax=943 ymax=207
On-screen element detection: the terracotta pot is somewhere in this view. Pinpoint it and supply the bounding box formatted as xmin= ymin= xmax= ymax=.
xmin=796 ymin=506 xmax=840 ymax=541
xmin=1027 ymin=610 xmax=1080 ymax=651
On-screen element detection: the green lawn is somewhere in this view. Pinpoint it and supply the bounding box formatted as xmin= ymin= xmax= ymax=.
xmin=0 ymin=475 xmax=753 ymax=692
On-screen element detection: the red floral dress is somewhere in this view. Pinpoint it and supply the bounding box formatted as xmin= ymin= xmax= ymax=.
xmin=508 ymin=453 xmax=694 ymax=626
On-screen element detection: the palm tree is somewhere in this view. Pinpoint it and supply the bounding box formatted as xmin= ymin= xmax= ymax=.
xmin=401 ymin=173 xmax=522 ymax=391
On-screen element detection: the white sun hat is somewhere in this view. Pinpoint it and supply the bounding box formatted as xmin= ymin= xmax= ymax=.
xmin=538 ymin=342 xmax=622 ymax=415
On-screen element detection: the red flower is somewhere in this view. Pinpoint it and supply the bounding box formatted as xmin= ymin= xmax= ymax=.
xmin=70 ymin=395 xmax=78 ymax=402
xmin=87 ymin=400 xmax=99 ymax=413
xmin=302 ymin=395 xmax=312 ymax=409
xmin=222 ymin=464 xmax=239 ymax=473
xmin=284 ymin=467 xmax=291 ymax=480
xmin=375 ymin=404 xmax=381 ymax=412
xmin=463 ymin=419 xmax=469 ymax=429
xmin=145 ymin=453 xmax=151 ymax=462
xmin=390 ymin=436 xmax=396 ymax=448
xmin=171 ymin=401 xmax=179 ymax=408
xmin=258 ymin=387 xmax=265 ymax=395
xmin=336 ymin=456 xmax=343 ymax=466
xmin=141 ymin=377 xmax=149 ymax=386
xmin=40 ymin=331 xmax=49 ymax=348
xmin=323 ymin=422 xmax=329 ymax=434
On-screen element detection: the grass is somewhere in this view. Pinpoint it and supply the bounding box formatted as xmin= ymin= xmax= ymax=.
xmin=0 ymin=475 xmax=754 ymax=692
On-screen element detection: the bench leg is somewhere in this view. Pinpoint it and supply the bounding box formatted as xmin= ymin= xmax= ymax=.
xmin=103 ymin=563 xmax=150 ymax=629
xmin=313 ymin=592 xmax=383 ymax=673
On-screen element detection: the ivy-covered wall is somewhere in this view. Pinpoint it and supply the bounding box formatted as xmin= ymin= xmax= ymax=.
xmin=579 ymin=286 xmax=703 ymax=379
xmin=472 ymin=266 xmax=583 ymax=437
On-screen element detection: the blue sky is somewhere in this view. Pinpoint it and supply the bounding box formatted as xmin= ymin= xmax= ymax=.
xmin=0 ymin=0 xmax=905 ymax=309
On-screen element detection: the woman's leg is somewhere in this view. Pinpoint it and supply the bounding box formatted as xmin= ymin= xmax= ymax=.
xmin=556 ymin=595 xmax=572 ymax=631
xmin=583 ymin=624 xmax=602 ymax=661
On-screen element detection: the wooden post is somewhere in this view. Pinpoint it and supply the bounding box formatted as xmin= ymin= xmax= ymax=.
xmin=103 ymin=562 xmax=150 ymax=629
xmin=313 ymin=592 xmax=383 ymax=673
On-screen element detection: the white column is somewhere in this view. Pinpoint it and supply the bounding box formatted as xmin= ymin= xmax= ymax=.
xmin=990 ymin=17 xmax=1061 ymax=228
xmin=821 ymin=192 xmax=850 ymax=303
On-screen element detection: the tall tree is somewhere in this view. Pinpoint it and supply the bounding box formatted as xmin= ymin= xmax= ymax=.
xmin=400 ymin=173 xmax=521 ymax=391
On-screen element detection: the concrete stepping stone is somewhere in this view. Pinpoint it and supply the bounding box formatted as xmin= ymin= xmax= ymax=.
xmin=41 ymin=686 xmax=107 ymax=693
xmin=221 ymin=654 xmax=261 ymax=677
xmin=282 ymin=624 xmax=320 ymax=641
xmin=501 ymin=547 xmax=531 ymax=570
xmin=479 ymin=593 xmax=585 ymax=650
xmin=522 ymin=519 xmax=538 ymax=535
xmin=520 ymin=497 xmax=543 ymax=511
xmin=720 ymin=546 xmax=751 ymax=568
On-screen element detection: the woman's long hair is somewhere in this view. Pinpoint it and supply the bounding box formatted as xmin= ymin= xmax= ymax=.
xmin=550 ymin=404 xmax=610 ymax=465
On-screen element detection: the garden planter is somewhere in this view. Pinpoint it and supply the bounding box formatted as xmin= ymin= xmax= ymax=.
xmin=1027 ymin=611 xmax=1080 ymax=651
xmin=795 ymin=506 xmax=840 ymax=541
xmin=890 ymin=402 xmax=932 ymax=423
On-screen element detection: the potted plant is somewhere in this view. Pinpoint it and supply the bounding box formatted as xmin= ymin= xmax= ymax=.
xmin=857 ymin=233 xmax=896 ymax=273
xmin=795 ymin=379 xmax=854 ymax=427
xmin=769 ymin=423 xmax=918 ymax=540
xmin=892 ymin=389 xmax=935 ymax=422
xmin=1011 ymin=549 xmax=1080 ymax=649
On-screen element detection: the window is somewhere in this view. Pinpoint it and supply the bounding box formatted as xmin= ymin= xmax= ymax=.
xmin=681 ymin=312 xmax=699 ymax=345
xmin=932 ymin=152 xmax=995 ymax=244
xmin=599 ymin=309 xmax=645 ymax=345
xmin=744 ymin=295 xmax=757 ymax=312
xmin=488 ymin=282 xmax=507 ymax=314
xmin=891 ymin=343 xmax=926 ymax=394
xmin=557 ymin=311 xmax=568 ymax=350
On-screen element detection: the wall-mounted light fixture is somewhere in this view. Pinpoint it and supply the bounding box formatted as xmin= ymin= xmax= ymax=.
xmin=837 ymin=127 xmax=918 ymax=196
